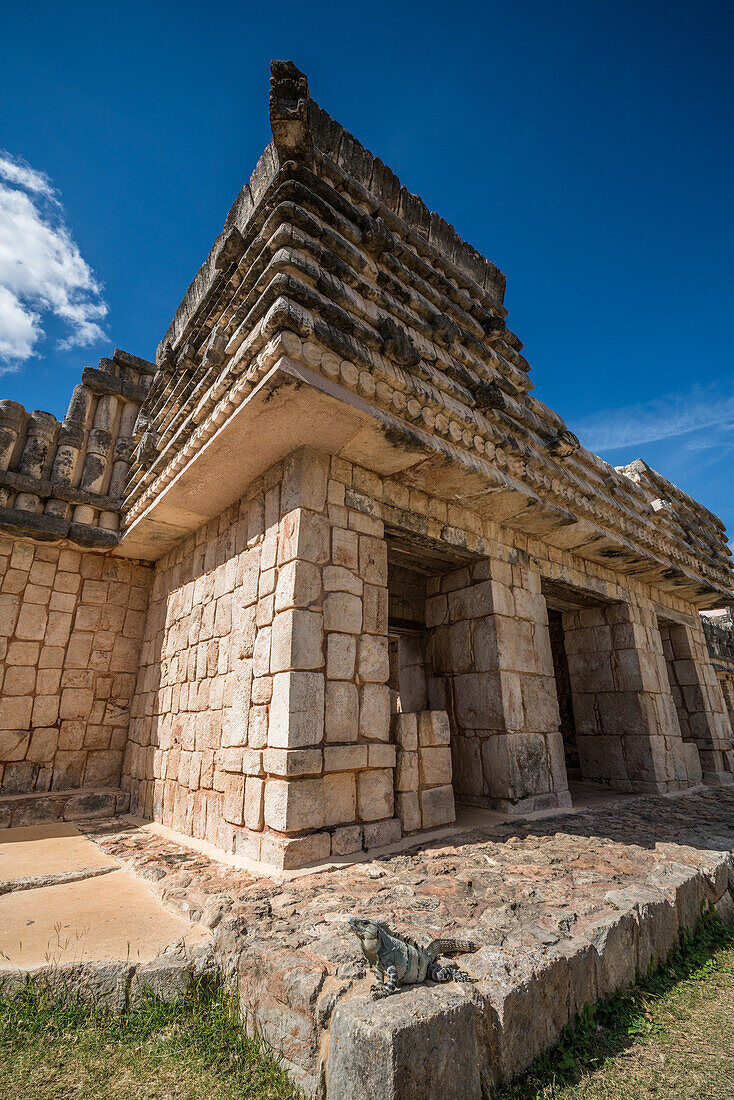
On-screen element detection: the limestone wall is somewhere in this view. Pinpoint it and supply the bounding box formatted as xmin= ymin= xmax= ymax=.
xmin=0 ymin=535 xmax=152 ymax=794
xmin=122 ymin=448 xmax=399 ymax=869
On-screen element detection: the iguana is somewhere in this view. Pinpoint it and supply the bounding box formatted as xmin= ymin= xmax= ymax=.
xmin=348 ymin=916 xmax=479 ymax=998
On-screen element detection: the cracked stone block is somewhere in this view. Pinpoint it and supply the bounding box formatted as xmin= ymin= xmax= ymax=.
xmin=327 ymin=987 xmax=481 ymax=1100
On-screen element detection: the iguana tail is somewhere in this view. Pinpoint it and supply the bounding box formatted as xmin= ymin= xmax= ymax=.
xmin=426 ymin=938 xmax=479 ymax=959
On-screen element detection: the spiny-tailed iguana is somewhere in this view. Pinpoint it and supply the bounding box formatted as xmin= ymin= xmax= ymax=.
xmin=348 ymin=916 xmax=479 ymax=998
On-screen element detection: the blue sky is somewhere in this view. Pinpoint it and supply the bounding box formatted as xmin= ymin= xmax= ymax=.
xmin=1 ymin=0 xmax=732 ymax=539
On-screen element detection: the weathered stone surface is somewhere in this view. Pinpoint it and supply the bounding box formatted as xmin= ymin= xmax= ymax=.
xmin=327 ymin=988 xmax=481 ymax=1100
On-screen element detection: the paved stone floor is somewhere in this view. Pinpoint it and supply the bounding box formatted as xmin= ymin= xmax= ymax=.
xmin=73 ymin=786 xmax=734 ymax=1094
xmin=86 ymin=787 xmax=734 ymax=953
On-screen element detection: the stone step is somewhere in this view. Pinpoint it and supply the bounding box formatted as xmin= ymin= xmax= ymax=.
xmin=0 ymin=788 xmax=130 ymax=829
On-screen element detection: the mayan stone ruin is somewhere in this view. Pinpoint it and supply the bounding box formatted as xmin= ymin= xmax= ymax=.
xmin=2 ymin=60 xmax=734 ymax=1097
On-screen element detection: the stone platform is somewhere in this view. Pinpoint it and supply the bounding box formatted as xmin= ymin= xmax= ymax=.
xmin=0 ymin=787 xmax=130 ymax=830
xmin=0 ymin=821 xmax=213 ymax=1008
xmin=71 ymin=785 xmax=734 ymax=1097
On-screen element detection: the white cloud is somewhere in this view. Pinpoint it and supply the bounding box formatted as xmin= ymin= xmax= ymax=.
xmin=0 ymin=151 xmax=107 ymax=373
xmin=573 ymin=382 xmax=734 ymax=453
xmin=0 ymin=154 xmax=54 ymax=199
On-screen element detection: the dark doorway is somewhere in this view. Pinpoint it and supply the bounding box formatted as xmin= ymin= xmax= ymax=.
xmin=547 ymin=607 xmax=579 ymax=773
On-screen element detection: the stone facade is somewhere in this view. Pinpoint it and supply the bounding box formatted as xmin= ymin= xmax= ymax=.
xmin=0 ymin=536 xmax=151 ymax=794
xmin=701 ymin=609 xmax=734 ymax=729
xmin=2 ymin=61 xmax=734 ymax=869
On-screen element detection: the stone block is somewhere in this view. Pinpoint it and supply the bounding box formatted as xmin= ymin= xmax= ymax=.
xmin=576 ymin=734 xmax=628 ymax=783
xmin=31 ymin=695 xmax=60 ymax=727
xmin=419 ymin=784 xmax=455 ymax=828
xmin=51 ymin=750 xmax=86 ymax=789
xmin=3 ymin=665 xmax=36 ymax=695
xmin=418 ymin=710 xmax=450 ymax=746
xmin=419 ymin=746 xmax=452 ymax=788
xmin=327 ymin=633 xmax=356 ymax=679
xmin=587 ymin=910 xmax=637 ymax=999
xmin=263 ymin=748 xmax=323 ymax=776
xmin=327 ymin=987 xmax=481 ymax=1100
xmin=358 ymin=535 xmax=388 ymax=586
xmin=323 ymin=592 xmax=362 ymax=634
xmin=363 ymin=817 xmax=402 ymax=849
xmin=270 ymin=609 xmax=324 ymax=671
xmin=281 ymin=448 xmax=329 ymax=512
xmin=482 ymin=732 xmax=551 ymax=801
xmin=332 ymin=526 xmax=358 ymax=569
xmin=396 ymin=750 xmax=418 ymax=792
xmin=268 ymin=671 xmax=324 ymax=748
xmin=368 ymin=743 xmax=396 ymax=768
xmin=397 ymin=790 xmax=421 ymax=832
xmin=324 ymin=744 xmax=368 ymax=772
xmin=264 ymin=773 xmax=356 ymax=833
xmin=223 ymin=774 xmax=246 ymax=825
xmin=323 ymin=566 xmax=362 ymax=595
xmin=358 ymin=635 xmax=389 ymax=683
xmin=357 ymin=768 xmax=394 ymax=822
xmin=259 ymin=830 xmax=331 ymax=870
xmin=331 ymin=824 xmax=363 ymax=856
xmin=359 ymin=684 xmax=390 ymax=741
xmin=478 ymin=948 xmax=571 ymax=1083
xmin=15 ymin=603 xmax=48 ymax=641
xmin=325 ymin=681 xmax=359 ymax=742
xmin=274 ymin=559 xmax=322 ymax=611
xmin=454 ymin=672 xmax=503 ymax=730
xmin=362 ymin=584 xmax=388 ymax=634
xmin=0 ymin=696 xmax=33 ymax=731
xmin=393 ymin=712 xmax=418 ymax=750
xmin=83 ymin=750 xmax=122 ymax=787
xmin=278 ymin=508 xmax=330 ymax=566
xmin=244 ymin=776 xmax=265 ymax=830
xmin=27 ymin=726 xmax=59 ymax=763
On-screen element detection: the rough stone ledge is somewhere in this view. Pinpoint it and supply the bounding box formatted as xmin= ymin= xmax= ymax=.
xmin=82 ymin=788 xmax=734 ymax=1098
xmin=0 ymin=939 xmax=216 ymax=1013
xmin=0 ymin=788 xmax=130 ymax=829
xmin=324 ymin=855 xmax=734 ymax=1100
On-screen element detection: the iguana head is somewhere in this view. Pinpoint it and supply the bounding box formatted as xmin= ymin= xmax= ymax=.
xmin=348 ymin=916 xmax=383 ymax=960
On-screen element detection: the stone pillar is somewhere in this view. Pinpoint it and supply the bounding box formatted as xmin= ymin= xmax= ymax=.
xmin=0 ymin=401 xmax=26 ymax=505
xmin=257 ymin=448 xmax=397 ymax=868
xmin=659 ymin=620 xmax=734 ymax=785
xmin=73 ymin=394 xmax=118 ymax=525
xmin=427 ymin=550 xmax=570 ymax=814
xmin=15 ymin=411 xmax=57 ymax=512
xmin=563 ymin=601 xmax=701 ymax=793
xmin=46 ymin=384 xmax=93 ymax=518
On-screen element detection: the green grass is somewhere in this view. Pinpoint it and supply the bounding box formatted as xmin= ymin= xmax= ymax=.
xmin=494 ymin=904 xmax=734 ymax=1100
xmin=0 ymin=980 xmax=305 ymax=1100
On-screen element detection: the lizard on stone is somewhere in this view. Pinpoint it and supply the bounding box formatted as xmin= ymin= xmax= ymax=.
xmin=348 ymin=916 xmax=479 ymax=998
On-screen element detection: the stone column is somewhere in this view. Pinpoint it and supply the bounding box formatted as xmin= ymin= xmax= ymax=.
xmin=563 ymin=601 xmax=701 ymax=793
xmin=15 ymin=411 xmax=57 ymax=511
xmin=427 ymin=550 xmax=570 ymax=814
xmin=46 ymin=384 xmax=93 ymax=518
xmin=0 ymin=401 xmax=26 ymax=505
xmin=73 ymin=394 xmax=118 ymax=525
xmin=659 ymin=620 xmax=734 ymax=785
xmin=255 ymin=447 xmax=397 ymax=869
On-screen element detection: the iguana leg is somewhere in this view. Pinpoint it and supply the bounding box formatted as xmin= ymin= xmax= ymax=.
xmin=428 ymin=961 xmax=477 ymax=984
xmin=372 ymin=965 xmax=399 ymax=998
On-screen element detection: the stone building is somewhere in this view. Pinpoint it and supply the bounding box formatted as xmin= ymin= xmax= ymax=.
xmin=1 ymin=62 xmax=733 ymax=868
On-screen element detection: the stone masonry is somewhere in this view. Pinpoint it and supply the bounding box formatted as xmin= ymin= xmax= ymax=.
xmin=1 ymin=61 xmax=733 ymax=873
